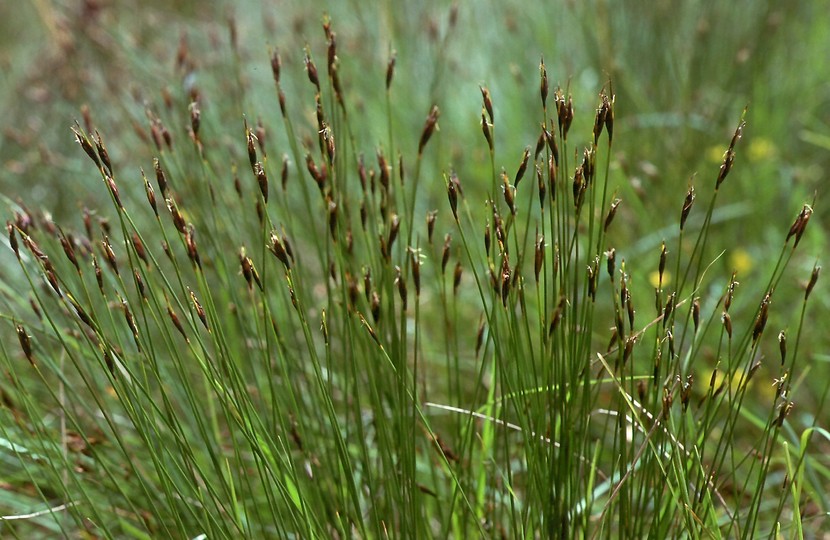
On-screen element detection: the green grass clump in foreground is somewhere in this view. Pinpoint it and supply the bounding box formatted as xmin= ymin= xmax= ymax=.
xmin=1 ymin=14 xmax=829 ymax=539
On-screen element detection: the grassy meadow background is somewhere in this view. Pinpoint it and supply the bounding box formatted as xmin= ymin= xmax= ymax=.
xmin=1 ymin=0 xmax=830 ymax=537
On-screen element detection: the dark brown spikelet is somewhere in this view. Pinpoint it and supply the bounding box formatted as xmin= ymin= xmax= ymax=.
xmin=17 ymin=324 xmax=35 ymax=365
xmin=101 ymin=236 xmax=119 ymax=276
xmin=680 ymin=185 xmax=695 ymax=230
xmin=593 ymin=96 xmax=608 ymax=145
xmin=7 ymin=221 xmax=19 ymax=259
xmin=72 ymin=125 xmax=101 ymax=169
xmin=534 ymin=232 xmax=544 ymax=283
xmin=658 ymin=241 xmax=668 ymax=284
xmin=534 ymin=128 xmax=546 ymax=160
xmin=410 ymin=249 xmax=421 ymax=296
xmin=604 ymin=91 xmax=615 ymax=143
xmin=515 ymin=146 xmax=530 ymax=188
xmin=787 ymin=204 xmax=813 ymax=248
xmin=254 ymin=162 xmax=268 ymax=203
xmin=185 ymin=225 xmax=201 ymax=269
xmin=358 ymin=311 xmax=381 ymax=345
xmin=395 ymin=266 xmax=407 ymax=310
xmin=59 ymin=230 xmax=79 ymax=271
xmin=716 ymin=119 xmax=745 ymax=189
xmin=481 ymin=111 xmax=493 ymax=152
xmin=131 ymin=233 xmax=148 ymax=266
xmin=153 ymin=158 xmax=169 ymax=198
xmin=543 ymin=125 xmax=559 ymax=166
xmin=604 ymin=198 xmax=621 ymax=232
xmin=805 ymin=264 xmax=821 ymax=300
xmin=282 ymin=233 xmax=295 ymax=264
xmin=122 ymin=298 xmax=142 ymax=351
xmin=304 ymin=51 xmax=320 ymax=91
xmin=605 ymin=248 xmax=616 ymax=280
xmin=548 ymin=297 xmax=566 ymax=336
xmin=190 ymin=289 xmax=208 ymax=330
xmin=418 ymin=105 xmax=440 ymax=156
xmin=426 ymin=210 xmax=437 ymax=244
xmin=189 ymin=102 xmax=201 ymax=140
xmin=777 ymin=330 xmax=787 ymax=365
xmin=447 ymin=173 xmax=459 ymax=221
xmin=239 ymin=248 xmax=261 ymax=291
xmin=93 ymin=130 xmax=112 ymax=176
xmin=269 ymin=232 xmax=291 ymax=269
xmin=92 ymin=255 xmax=104 ymax=294
xmin=501 ymin=170 xmax=516 ymax=215
xmin=662 ymin=292 xmax=675 ymax=328
xmin=536 ymin=164 xmax=546 ymax=211
xmin=500 ymin=256 xmax=511 ymax=307
xmin=133 ymin=269 xmax=146 ymax=300
xmin=752 ymin=291 xmax=772 ymax=343
xmin=387 ymin=214 xmax=401 ymax=253
xmin=167 ymin=200 xmax=187 ymax=234
xmin=281 ymin=154 xmax=289 ymax=191
xmin=453 ymin=261 xmax=463 ymax=295
xmin=377 ymin=150 xmax=390 ymax=191
xmin=370 ymin=291 xmax=381 ymax=323
xmin=386 ymin=50 xmax=396 ymax=90
xmin=141 ymin=169 xmax=158 ymax=216
xmin=245 ymin=124 xmax=258 ymax=170
xmin=480 ymin=86 xmax=493 ymax=124
xmin=539 ymin=58 xmax=548 ymax=108
xmin=572 ymin=166 xmax=585 ymax=210
xmin=167 ymin=304 xmax=188 ymax=342
xmin=722 ymin=312 xmax=733 ymax=339
xmin=105 ymin=175 xmax=123 ymax=209
xmin=442 ymin=234 xmax=452 ymax=274
xmin=692 ymin=297 xmax=701 ymax=333
xmin=776 ymin=401 xmax=794 ymax=427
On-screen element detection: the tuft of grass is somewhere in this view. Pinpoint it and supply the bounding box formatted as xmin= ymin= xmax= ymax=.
xmin=1 ymin=8 xmax=829 ymax=539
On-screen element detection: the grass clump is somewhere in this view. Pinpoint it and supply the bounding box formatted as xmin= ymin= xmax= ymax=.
xmin=1 ymin=12 xmax=828 ymax=539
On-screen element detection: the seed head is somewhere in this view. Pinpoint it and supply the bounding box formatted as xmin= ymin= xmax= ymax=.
xmin=7 ymin=221 xmax=19 ymax=259
xmin=386 ymin=50 xmax=396 ymax=90
xmin=72 ymin=125 xmax=101 ymax=170
xmin=418 ymin=105 xmax=440 ymax=156
xmin=304 ymin=51 xmax=320 ymax=91
xmin=442 ymin=234 xmax=452 ymax=274
xmin=17 ymin=324 xmax=34 ymax=365
xmin=604 ymin=198 xmax=621 ymax=232
xmin=254 ymin=162 xmax=268 ymax=203
xmin=786 ymin=204 xmax=813 ymax=248
xmin=805 ymin=264 xmax=821 ymax=300
xmin=534 ymin=233 xmax=544 ymax=283
xmin=269 ymin=232 xmax=291 ymax=269
xmin=680 ymin=185 xmax=695 ymax=230
xmin=539 ymin=58 xmax=548 ymax=108
xmin=778 ymin=331 xmax=787 ymax=365
xmin=187 ymin=289 xmax=207 ymax=331
xmin=480 ymin=86 xmax=493 ymax=124
xmin=481 ymin=111 xmax=493 ymax=152
xmin=410 ymin=249 xmax=421 ymax=296
xmin=447 ymin=172 xmax=460 ymax=221
xmin=395 ymin=266 xmax=407 ymax=310
xmin=722 ymin=312 xmax=733 ymax=339
xmin=153 ymin=158 xmax=169 ymax=198
xmin=453 ymin=261 xmax=463 ymax=295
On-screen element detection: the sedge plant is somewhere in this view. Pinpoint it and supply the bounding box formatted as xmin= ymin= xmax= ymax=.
xmin=1 ymin=14 xmax=828 ymax=539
